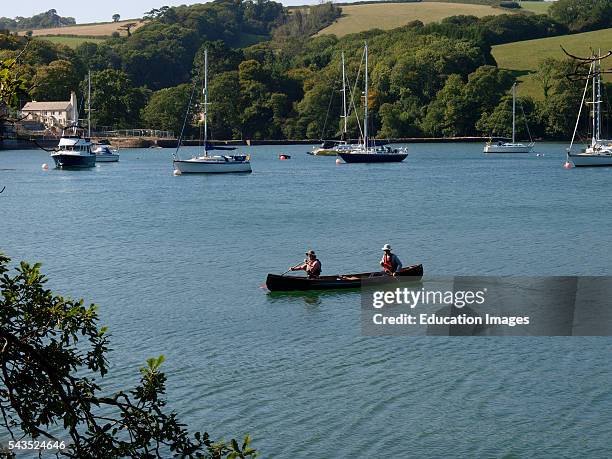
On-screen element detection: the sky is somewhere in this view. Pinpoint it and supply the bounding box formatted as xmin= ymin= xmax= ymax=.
xmin=1 ymin=0 xmax=320 ymax=23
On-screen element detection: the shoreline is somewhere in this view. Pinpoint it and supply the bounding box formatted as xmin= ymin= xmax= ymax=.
xmin=1 ymin=136 xmax=564 ymax=151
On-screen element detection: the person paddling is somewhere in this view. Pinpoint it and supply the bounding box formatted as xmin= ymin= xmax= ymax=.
xmin=290 ymin=250 xmax=322 ymax=279
xmin=380 ymin=244 xmax=402 ymax=276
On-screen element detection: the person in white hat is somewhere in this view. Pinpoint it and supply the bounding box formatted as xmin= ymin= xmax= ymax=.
xmin=289 ymin=250 xmax=322 ymax=278
xmin=380 ymin=244 xmax=402 ymax=276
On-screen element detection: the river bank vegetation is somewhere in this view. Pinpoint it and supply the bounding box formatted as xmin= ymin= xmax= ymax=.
xmin=1 ymin=0 xmax=611 ymax=141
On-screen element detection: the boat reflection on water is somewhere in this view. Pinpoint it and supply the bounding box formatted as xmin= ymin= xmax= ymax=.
xmin=265 ymin=279 xmax=425 ymax=307
xmin=266 ymin=289 xmax=359 ymax=307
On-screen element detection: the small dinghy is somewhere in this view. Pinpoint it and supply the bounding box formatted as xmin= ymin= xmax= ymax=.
xmin=265 ymin=264 xmax=423 ymax=292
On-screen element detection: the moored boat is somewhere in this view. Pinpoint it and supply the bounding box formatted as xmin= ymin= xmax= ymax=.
xmin=566 ymin=53 xmax=612 ymax=167
xmin=338 ymin=146 xmax=408 ymax=163
xmin=174 ymin=155 xmax=251 ymax=173
xmin=50 ymin=129 xmax=96 ymax=169
xmin=484 ymin=83 xmax=534 ymax=154
xmin=265 ymin=264 xmax=423 ymax=292
xmin=335 ymin=43 xmax=408 ymax=164
xmin=173 ymin=49 xmax=251 ymax=174
xmin=93 ymin=143 xmax=120 ymax=162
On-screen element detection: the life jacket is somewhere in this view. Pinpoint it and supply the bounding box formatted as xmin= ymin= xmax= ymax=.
xmin=382 ymin=253 xmax=394 ymax=272
xmin=307 ymin=259 xmax=321 ymax=277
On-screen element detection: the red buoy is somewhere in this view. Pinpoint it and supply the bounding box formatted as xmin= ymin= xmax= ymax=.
xmin=563 ymin=161 xmax=573 ymax=169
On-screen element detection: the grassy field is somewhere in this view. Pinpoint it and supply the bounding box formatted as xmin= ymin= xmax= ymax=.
xmin=21 ymin=19 xmax=145 ymax=38
xmin=493 ymin=28 xmax=612 ymax=99
xmin=519 ymin=1 xmax=551 ymax=14
xmin=34 ymin=36 xmax=108 ymax=48
xmin=317 ymin=2 xmax=510 ymax=37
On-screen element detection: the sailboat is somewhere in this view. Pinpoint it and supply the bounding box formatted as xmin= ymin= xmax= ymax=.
xmin=567 ymin=54 xmax=612 ymax=167
xmin=50 ymin=91 xmax=96 ymax=169
xmin=311 ymin=52 xmax=360 ymax=156
xmin=173 ymin=49 xmax=251 ymax=174
xmin=484 ymin=83 xmax=534 ymax=153
xmin=337 ymin=43 xmax=408 ymax=163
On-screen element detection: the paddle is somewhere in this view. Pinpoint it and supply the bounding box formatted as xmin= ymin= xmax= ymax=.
xmin=281 ymin=263 xmax=303 ymax=276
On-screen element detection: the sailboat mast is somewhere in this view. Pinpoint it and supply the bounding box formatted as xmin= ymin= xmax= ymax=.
xmin=341 ymin=51 xmax=347 ymax=139
xmin=204 ymin=48 xmax=208 ymax=147
xmin=596 ymin=52 xmax=602 ymax=142
xmin=363 ymin=43 xmax=368 ymax=150
xmin=87 ymin=71 xmax=91 ymax=138
xmin=592 ymin=56 xmax=597 ymax=146
xmin=512 ymin=82 xmax=516 ymax=144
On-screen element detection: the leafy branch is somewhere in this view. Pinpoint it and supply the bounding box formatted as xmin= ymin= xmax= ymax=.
xmin=0 ymin=253 xmax=257 ymax=458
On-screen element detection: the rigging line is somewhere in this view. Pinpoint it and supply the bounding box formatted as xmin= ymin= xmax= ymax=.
xmin=569 ymin=62 xmax=593 ymax=152
xmin=348 ymin=48 xmax=365 ymax=140
xmin=319 ymin=77 xmax=337 ymax=141
xmin=174 ymin=69 xmax=201 ymax=160
xmin=517 ymin=98 xmax=533 ymax=143
xmin=30 ymin=138 xmax=59 ymax=153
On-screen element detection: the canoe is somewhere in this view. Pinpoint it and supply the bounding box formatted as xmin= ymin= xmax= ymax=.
xmin=265 ymin=264 xmax=423 ymax=292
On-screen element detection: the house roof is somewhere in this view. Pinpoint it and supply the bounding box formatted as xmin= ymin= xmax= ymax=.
xmin=21 ymin=101 xmax=72 ymax=112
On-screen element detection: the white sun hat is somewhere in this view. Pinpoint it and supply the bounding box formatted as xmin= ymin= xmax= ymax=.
xmin=381 ymin=244 xmax=392 ymax=251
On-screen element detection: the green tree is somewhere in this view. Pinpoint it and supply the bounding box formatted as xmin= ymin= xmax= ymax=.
xmin=83 ymin=69 xmax=149 ymax=128
xmin=141 ymin=83 xmax=192 ymax=135
xmin=476 ymin=94 xmax=536 ymax=139
xmin=0 ymin=253 xmax=257 ymax=458
xmin=549 ymin=0 xmax=612 ymax=32
xmin=112 ymin=14 xmax=121 ymax=22
xmin=209 ymin=71 xmax=242 ymax=139
xmin=534 ymin=58 xmax=586 ymax=138
xmin=0 ymin=57 xmax=28 ymax=137
xmin=378 ymin=97 xmax=422 ymax=139
xmin=421 ymin=74 xmax=470 ymax=137
xmin=31 ymin=59 xmax=80 ymax=101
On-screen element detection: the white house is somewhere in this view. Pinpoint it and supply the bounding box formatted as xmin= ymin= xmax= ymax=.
xmin=21 ymin=92 xmax=78 ymax=129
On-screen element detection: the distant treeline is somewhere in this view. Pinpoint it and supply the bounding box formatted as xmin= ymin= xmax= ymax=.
xmin=0 ymin=9 xmax=75 ymax=32
xmin=1 ymin=0 xmax=610 ymax=141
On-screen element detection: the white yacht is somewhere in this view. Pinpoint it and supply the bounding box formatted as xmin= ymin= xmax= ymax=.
xmin=173 ymin=49 xmax=251 ymax=174
xmin=50 ymin=128 xmax=96 ymax=169
xmin=484 ymin=83 xmax=534 ymax=154
xmin=92 ymin=143 xmax=120 ymax=162
xmin=567 ymin=54 xmax=612 ymax=167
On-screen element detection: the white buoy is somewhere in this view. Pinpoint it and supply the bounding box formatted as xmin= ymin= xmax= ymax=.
xmin=41 ymin=163 xmax=49 ymax=170
xmin=335 ymin=158 xmax=342 ymax=165
xmin=173 ymin=169 xmax=182 ymax=176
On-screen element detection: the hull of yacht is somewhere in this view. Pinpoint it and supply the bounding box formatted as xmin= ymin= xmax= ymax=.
xmin=51 ymin=152 xmax=96 ymax=169
xmin=95 ymin=153 xmax=120 ymax=162
xmin=484 ymin=143 xmax=534 ymax=153
xmin=173 ymin=157 xmax=252 ymax=173
xmin=568 ymin=152 xmax=612 ymax=167
xmin=338 ymin=151 xmax=408 ymax=163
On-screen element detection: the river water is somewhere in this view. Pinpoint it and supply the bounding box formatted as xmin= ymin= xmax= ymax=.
xmin=1 ymin=143 xmax=611 ymax=457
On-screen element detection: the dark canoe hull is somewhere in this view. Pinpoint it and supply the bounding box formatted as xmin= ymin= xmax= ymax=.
xmin=338 ymin=152 xmax=408 ymax=163
xmin=266 ymin=264 xmax=423 ymax=292
xmin=51 ymin=154 xmax=96 ymax=169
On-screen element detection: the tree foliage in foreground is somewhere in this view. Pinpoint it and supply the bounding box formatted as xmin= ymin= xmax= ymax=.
xmin=0 ymin=253 xmax=257 ymax=458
